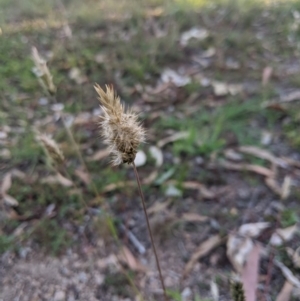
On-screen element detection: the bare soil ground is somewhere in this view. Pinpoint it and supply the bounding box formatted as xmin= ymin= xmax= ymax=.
xmin=1 ymin=1 xmax=300 ymax=300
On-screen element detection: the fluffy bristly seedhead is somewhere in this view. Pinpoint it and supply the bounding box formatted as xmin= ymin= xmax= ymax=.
xmin=37 ymin=134 xmax=64 ymax=165
xmin=32 ymin=47 xmax=56 ymax=95
xmin=95 ymin=84 xmax=145 ymax=165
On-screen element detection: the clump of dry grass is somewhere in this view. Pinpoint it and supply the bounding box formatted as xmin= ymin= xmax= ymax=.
xmin=95 ymin=84 xmax=168 ymax=301
xmin=32 ymin=47 xmax=56 ymax=95
xmin=95 ymin=84 xmax=145 ymax=165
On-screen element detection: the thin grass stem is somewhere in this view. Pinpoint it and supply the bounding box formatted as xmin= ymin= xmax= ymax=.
xmin=132 ymin=162 xmax=168 ymax=301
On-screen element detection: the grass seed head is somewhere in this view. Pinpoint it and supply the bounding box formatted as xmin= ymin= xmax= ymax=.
xmin=95 ymin=84 xmax=145 ymax=165
xmin=37 ymin=134 xmax=64 ymax=165
xmin=32 ymin=47 xmax=56 ymax=95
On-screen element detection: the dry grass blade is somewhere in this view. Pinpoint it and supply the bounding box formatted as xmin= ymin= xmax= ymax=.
xmin=183 ymin=235 xmax=223 ymax=277
xmin=147 ymin=199 xmax=172 ymax=215
xmin=220 ymin=160 xmax=274 ymax=177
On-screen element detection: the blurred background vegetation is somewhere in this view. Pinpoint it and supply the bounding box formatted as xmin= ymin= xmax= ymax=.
xmin=1 ymin=0 xmax=300 ymax=300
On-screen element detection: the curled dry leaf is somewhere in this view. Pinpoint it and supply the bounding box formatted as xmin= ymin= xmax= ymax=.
xmin=157 ymin=131 xmax=189 ymax=148
xmin=212 ymin=81 xmax=243 ymax=96
xmin=227 ymin=234 xmax=254 ymax=273
xmin=183 ymin=235 xmax=223 ymax=277
xmin=102 ymin=181 xmax=134 ymax=193
xmin=241 ymin=244 xmax=260 ymax=301
xmin=224 ymin=149 xmax=243 ymax=161
xmin=282 ymin=157 xmax=300 ymax=169
xmin=238 ymin=146 xmax=287 ymax=168
xmin=276 ymin=281 xmax=293 ymax=301
xmin=1 ymin=172 xmax=19 ymax=206
xmin=168 ymin=180 xmax=215 ymax=199
xmin=147 ymin=199 xmax=173 ymax=216
xmin=280 ymin=90 xmax=300 ymax=102
xmin=142 ymin=170 xmax=158 ymax=185
xmin=239 ymin=222 xmax=270 ymax=238
xmin=161 ymin=68 xmax=191 ymax=87
xmin=270 ymin=224 xmax=298 ymax=246
xmin=265 ymin=176 xmax=292 ymax=199
xmin=74 ymin=168 xmax=91 ymax=185
xmin=97 ymin=254 xmax=119 ymax=270
xmin=68 ymin=67 xmax=87 ymax=85
xmin=118 ymin=246 xmax=147 ymax=273
xmin=165 ymin=184 xmax=182 ymax=197
xmin=265 ymin=177 xmax=282 ymax=196
xmin=293 ymin=247 xmax=300 ymax=268
xmin=87 ymin=149 xmax=110 ymax=161
xmin=1 ymin=172 xmax=12 ymax=194
xmin=180 ymin=27 xmax=209 ymax=46
xmin=210 ymin=280 xmax=219 ymax=301
xmin=3 ymin=194 xmax=19 ymax=206
xmin=281 ymin=176 xmax=292 ymax=200
xmin=275 ymin=260 xmax=300 ymax=288
xmin=262 ymin=66 xmax=273 ymax=86
xmin=41 ymin=173 xmax=73 ymax=187
xmin=11 ymin=169 xmax=26 ymax=179
xmin=201 ymin=47 xmax=216 ymax=58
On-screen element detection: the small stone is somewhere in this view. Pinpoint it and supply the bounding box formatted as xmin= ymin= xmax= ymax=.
xmin=261 ymin=131 xmax=272 ymax=145
xmin=134 ymin=150 xmax=147 ymax=167
xmin=18 ymin=247 xmax=30 ymax=259
xmin=181 ymin=287 xmax=192 ymax=301
xmin=0 ymin=131 xmax=7 ymax=139
xmin=94 ymin=274 xmax=104 ymax=285
xmin=54 ymin=290 xmax=66 ymax=301
xmin=230 ymin=207 xmax=238 ymax=216
xmin=39 ymin=97 xmax=48 ymax=105
xmin=51 ymin=103 xmax=64 ymax=112
xmin=195 ymin=156 xmax=204 ymax=165
xmin=149 ymin=146 xmax=163 ymax=167
xmin=165 ymin=276 xmax=175 ymax=287
xmin=78 ymin=271 xmax=88 ymax=283
xmin=165 ymin=184 xmax=182 ymax=197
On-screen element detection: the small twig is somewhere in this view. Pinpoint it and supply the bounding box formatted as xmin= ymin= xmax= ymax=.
xmin=132 ymin=162 xmax=168 ymax=301
xmin=119 ymin=223 xmax=146 ymax=255
xmin=264 ymin=214 xmax=280 ymax=300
